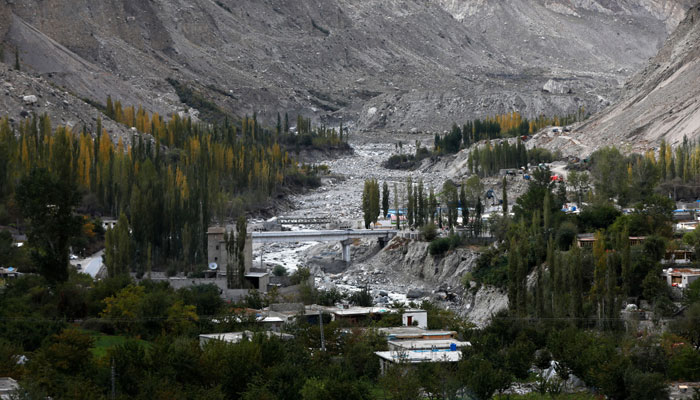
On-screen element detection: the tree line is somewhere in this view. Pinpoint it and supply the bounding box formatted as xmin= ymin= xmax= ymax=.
xmin=0 ymin=108 xmax=330 ymax=279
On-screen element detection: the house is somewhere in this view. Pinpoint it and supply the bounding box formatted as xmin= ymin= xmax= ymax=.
xmin=676 ymin=220 xmax=699 ymax=232
xmin=674 ymin=211 xmax=695 ymax=222
xmin=375 ymin=348 xmax=462 ymax=374
xmin=374 ymin=326 xmax=468 ymax=373
xmin=0 ymin=377 xmax=18 ymax=400
xmin=577 ymin=234 xmax=647 ymax=248
xmin=662 ymin=268 xmax=700 ymax=289
xmin=402 ymin=309 xmax=428 ymax=329
xmin=331 ymin=306 xmax=393 ymax=325
xmin=576 ymin=234 xmax=596 ymax=248
xmin=0 ymin=267 xmax=20 ymax=281
xmin=387 ymin=338 xmax=470 ymax=352
xmin=662 ymin=248 xmax=694 ymax=265
xmin=377 ymin=327 xmax=457 ymax=341
xmin=199 ymin=330 xmax=293 ymax=346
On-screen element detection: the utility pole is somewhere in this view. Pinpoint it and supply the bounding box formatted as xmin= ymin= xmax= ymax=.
xmin=111 ymin=358 xmax=116 ymax=400
xmin=319 ymin=311 xmax=326 ymax=351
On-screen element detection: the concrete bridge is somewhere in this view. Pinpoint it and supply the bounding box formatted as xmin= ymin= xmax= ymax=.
xmin=252 ymin=230 xmax=397 ymax=263
xmin=276 ymin=216 xmax=333 ymax=225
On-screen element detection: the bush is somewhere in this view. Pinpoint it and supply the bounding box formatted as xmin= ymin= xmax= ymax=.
xmin=349 ymin=286 xmax=373 ymax=307
xmin=290 ymin=267 xmax=311 ymax=285
xmin=272 ymin=265 xmax=288 ymax=277
xmin=428 ymin=237 xmax=451 ymax=256
xmin=421 ymin=223 xmax=438 ymax=241
xmin=317 ymin=288 xmax=345 ymax=307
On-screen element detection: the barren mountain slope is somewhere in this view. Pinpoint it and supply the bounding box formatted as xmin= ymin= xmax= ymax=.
xmin=0 ymin=0 xmax=693 ymax=132
xmin=575 ymin=3 xmax=700 ymax=152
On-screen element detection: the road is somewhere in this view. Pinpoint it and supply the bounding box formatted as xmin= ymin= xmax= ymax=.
xmin=70 ymin=250 xmax=104 ymax=278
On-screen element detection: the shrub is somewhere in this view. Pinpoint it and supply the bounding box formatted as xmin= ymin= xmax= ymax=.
xmin=349 ymin=286 xmax=373 ymax=307
xmin=272 ymin=265 xmax=288 ymax=277
xmin=428 ymin=237 xmax=451 ymax=256
xmin=421 ymin=223 xmax=438 ymax=241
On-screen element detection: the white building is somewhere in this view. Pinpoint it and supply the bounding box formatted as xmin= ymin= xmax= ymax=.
xmin=402 ymin=309 xmax=428 ymax=329
xmin=662 ymin=268 xmax=700 ymax=289
xmin=375 ymin=348 xmax=462 ymax=374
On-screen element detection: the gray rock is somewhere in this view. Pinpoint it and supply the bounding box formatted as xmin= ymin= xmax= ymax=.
xmin=22 ymin=95 xmax=37 ymax=105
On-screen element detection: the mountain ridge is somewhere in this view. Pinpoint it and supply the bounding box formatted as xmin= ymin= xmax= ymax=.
xmin=0 ymin=0 xmax=694 ymax=133
xmin=575 ymin=2 xmax=700 ymax=152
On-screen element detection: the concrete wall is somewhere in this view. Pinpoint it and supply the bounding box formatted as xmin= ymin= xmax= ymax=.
xmin=403 ymin=311 xmax=428 ymax=329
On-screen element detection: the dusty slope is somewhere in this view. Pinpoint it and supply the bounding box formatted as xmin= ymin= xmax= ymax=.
xmin=0 ymin=0 xmax=693 ymax=132
xmin=575 ymin=3 xmax=700 ymax=152
xmin=0 ymin=62 xmax=132 ymax=141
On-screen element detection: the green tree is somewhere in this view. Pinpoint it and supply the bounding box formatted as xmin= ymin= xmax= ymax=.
xmin=672 ymin=303 xmax=700 ymax=349
xmin=16 ymin=167 xmax=82 ymax=283
xmin=502 ymin=176 xmax=508 ymax=215
xmin=394 ymin=183 xmax=401 ymax=230
xmin=100 ymin=284 xmax=145 ymax=335
xmin=382 ymin=181 xmax=389 ymax=218
xmin=459 ymin=357 xmax=510 ymax=400
xmin=105 ymin=212 xmax=132 ymax=277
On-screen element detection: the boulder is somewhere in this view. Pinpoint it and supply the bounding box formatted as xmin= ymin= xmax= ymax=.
xmin=22 ymin=95 xmax=37 ymax=105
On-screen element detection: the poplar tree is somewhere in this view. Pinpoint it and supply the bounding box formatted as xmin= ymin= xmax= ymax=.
xmin=394 ymin=183 xmax=400 ymax=230
xmin=362 ymin=180 xmax=371 ymax=229
xmin=429 ymin=186 xmax=437 ymax=224
xmin=502 ymin=176 xmax=508 ymax=215
xmin=417 ymin=180 xmax=425 ymax=227
xmin=406 ymin=178 xmax=414 ymax=227
xmin=382 ymin=181 xmax=389 ymax=218
xmin=276 ymin=113 xmax=282 ymax=136
xmin=508 ymin=237 xmax=520 ymax=313
xmin=592 ymin=231 xmax=607 ymax=327
xmin=569 ymin=240 xmax=584 ymax=323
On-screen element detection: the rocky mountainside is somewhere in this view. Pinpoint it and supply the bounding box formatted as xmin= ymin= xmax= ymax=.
xmin=0 ymin=0 xmax=693 ymax=133
xmin=575 ymin=2 xmax=700 ymax=152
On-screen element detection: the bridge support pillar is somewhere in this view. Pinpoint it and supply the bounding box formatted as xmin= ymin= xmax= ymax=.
xmin=341 ymin=239 xmax=352 ymax=264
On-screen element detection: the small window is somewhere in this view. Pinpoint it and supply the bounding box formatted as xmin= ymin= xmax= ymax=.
xmin=214 ymin=257 xmax=218 ymax=261
xmin=215 ymin=245 xmax=219 ymax=250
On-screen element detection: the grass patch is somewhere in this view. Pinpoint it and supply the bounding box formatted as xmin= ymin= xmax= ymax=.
xmin=82 ymin=330 xmax=150 ymax=359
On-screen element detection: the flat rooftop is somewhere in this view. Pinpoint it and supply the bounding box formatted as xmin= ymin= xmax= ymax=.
xmin=375 ymin=350 xmax=462 ymax=363
xmin=388 ymin=339 xmax=471 ymax=350
xmin=332 ymin=307 xmax=393 ymax=316
xmin=377 ymin=327 xmax=456 ymax=339
xmin=200 ymin=330 xmax=293 ymax=344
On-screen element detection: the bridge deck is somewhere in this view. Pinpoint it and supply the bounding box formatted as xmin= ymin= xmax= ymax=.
xmin=252 ymin=230 xmax=397 ymax=244
xmin=276 ymin=217 xmax=333 ymax=225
